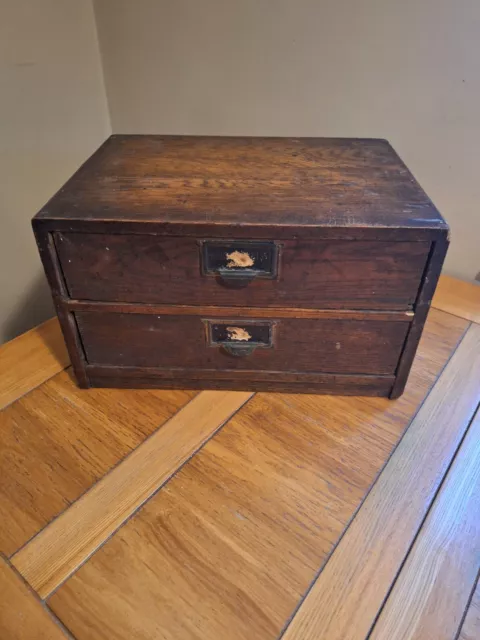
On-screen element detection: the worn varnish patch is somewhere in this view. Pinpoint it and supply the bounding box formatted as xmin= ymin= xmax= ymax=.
xmin=225 ymin=250 xmax=255 ymax=268
xmin=226 ymin=327 xmax=252 ymax=341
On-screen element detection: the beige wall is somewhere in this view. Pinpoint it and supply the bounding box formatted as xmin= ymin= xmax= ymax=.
xmin=0 ymin=0 xmax=110 ymax=342
xmin=94 ymin=0 xmax=480 ymax=282
xmin=2 ymin=0 xmax=478 ymax=343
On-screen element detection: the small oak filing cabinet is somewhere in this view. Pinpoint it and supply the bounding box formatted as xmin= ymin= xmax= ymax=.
xmin=33 ymin=135 xmax=448 ymax=397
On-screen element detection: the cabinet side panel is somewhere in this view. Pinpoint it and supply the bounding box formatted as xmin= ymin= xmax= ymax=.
xmin=390 ymin=232 xmax=449 ymax=398
xmin=32 ymin=221 xmax=89 ymax=387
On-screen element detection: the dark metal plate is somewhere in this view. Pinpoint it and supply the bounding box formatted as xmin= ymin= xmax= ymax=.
xmin=201 ymin=241 xmax=279 ymax=278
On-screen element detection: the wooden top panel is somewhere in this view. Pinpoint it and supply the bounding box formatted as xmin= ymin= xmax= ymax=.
xmin=34 ymin=135 xmax=446 ymax=232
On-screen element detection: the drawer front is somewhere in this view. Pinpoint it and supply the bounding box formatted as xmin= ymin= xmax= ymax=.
xmin=56 ymin=233 xmax=429 ymax=310
xmin=75 ymin=312 xmax=410 ymax=376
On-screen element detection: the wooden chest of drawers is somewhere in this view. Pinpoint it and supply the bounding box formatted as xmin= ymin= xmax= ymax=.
xmin=32 ymin=136 xmax=448 ymax=397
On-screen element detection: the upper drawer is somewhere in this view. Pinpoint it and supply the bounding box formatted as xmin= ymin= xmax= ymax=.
xmin=54 ymin=233 xmax=430 ymax=310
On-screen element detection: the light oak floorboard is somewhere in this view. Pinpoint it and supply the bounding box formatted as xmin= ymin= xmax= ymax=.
xmin=459 ymin=580 xmax=480 ymax=640
xmin=371 ymin=408 xmax=480 ymax=640
xmin=0 ymin=370 xmax=195 ymax=555
xmin=433 ymin=275 xmax=480 ymax=324
xmin=12 ymin=390 xmax=253 ymax=598
xmin=0 ymin=317 xmax=68 ymax=409
xmin=282 ymin=322 xmax=480 ymax=640
xmin=0 ymin=556 xmax=68 ymax=639
xmin=47 ymin=311 xmax=467 ymax=640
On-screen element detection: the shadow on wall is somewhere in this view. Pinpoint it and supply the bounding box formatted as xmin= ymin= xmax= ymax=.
xmin=2 ymin=271 xmax=55 ymax=344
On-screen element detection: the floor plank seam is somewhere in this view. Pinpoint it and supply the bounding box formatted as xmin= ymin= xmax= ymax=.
xmin=44 ymin=390 xmax=255 ymax=600
xmin=1 ymin=364 xmax=72 ymax=412
xmin=0 ymin=553 xmax=76 ymax=640
xmin=432 ymin=304 xmax=480 ymax=326
xmin=365 ymin=401 xmax=480 ymax=640
xmin=276 ymin=321 xmax=472 ymax=640
xmin=453 ymin=568 xmax=480 ymax=640
xmin=370 ymin=401 xmax=480 ymax=639
xmin=0 ymin=317 xmax=71 ymax=409
xmin=44 ymin=598 xmax=79 ymax=640
xmin=14 ymin=391 xmax=256 ymax=600
xmin=7 ymin=388 xmax=200 ymax=560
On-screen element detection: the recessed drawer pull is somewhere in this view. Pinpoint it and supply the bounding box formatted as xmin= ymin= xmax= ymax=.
xmin=201 ymin=241 xmax=279 ymax=289
xmin=206 ymin=320 xmax=275 ymax=358
xmin=216 ymin=268 xmax=258 ymax=289
xmin=222 ymin=343 xmax=258 ymax=357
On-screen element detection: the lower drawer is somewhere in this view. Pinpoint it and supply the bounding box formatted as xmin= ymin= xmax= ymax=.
xmin=75 ymin=312 xmax=410 ymax=376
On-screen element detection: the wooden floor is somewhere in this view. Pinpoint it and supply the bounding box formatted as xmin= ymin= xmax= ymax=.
xmin=0 ymin=274 xmax=479 ymax=640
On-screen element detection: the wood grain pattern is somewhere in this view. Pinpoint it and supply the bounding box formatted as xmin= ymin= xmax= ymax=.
xmin=35 ymin=136 xmax=446 ymax=234
xmin=47 ymin=310 xmax=466 ymax=640
xmin=0 ymin=317 xmax=68 ymax=409
xmin=12 ymin=391 xmax=252 ymax=598
xmin=0 ymin=370 xmax=195 ymax=556
xmin=55 ymin=232 xmax=429 ymax=310
xmin=459 ymin=580 xmax=480 ymax=640
xmin=433 ymin=274 xmax=480 ymax=323
xmin=282 ymin=323 xmax=480 ymax=640
xmin=370 ymin=408 xmax=480 ymax=640
xmin=0 ymin=556 xmax=68 ymax=639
